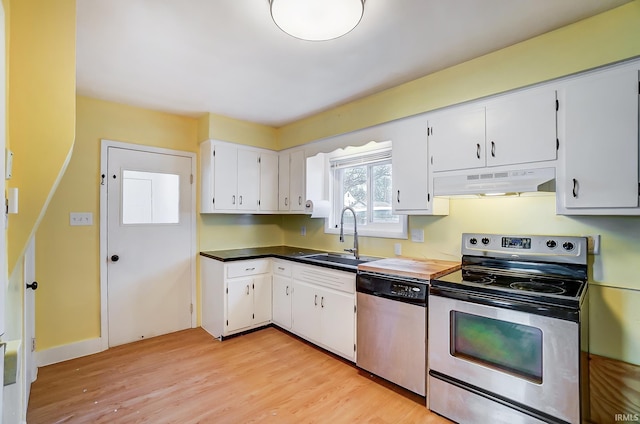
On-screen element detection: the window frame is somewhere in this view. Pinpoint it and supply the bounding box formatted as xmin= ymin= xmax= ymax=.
xmin=323 ymin=141 xmax=408 ymax=240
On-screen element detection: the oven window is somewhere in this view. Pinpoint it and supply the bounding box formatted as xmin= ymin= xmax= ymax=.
xmin=450 ymin=311 xmax=543 ymax=384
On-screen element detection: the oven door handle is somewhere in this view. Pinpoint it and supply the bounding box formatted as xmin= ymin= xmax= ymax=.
xmin=429 ymin=285 xmax=580 ymax=322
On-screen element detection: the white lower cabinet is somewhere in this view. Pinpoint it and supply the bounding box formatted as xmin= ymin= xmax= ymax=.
xmin=290 ymin=264 xmax=356 ymax=361
xmin=201 ymin=257 xmax=272 ymax=338
xmin=272 ymin=260 xmax=293 ymax=329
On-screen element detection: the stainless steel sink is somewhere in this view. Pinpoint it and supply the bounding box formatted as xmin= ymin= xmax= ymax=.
xmin=301 ymin=253 xmax=379 ymax=268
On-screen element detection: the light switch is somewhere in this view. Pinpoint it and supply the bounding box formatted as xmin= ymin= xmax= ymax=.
xmin=411 ymin=229 xmax=424 ymax=243
xmin=70 ymin=212 xmax=93 ymax=226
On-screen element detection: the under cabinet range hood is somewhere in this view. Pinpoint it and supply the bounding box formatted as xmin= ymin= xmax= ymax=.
xmin=433 ymin=167 xmax=556 ymax=196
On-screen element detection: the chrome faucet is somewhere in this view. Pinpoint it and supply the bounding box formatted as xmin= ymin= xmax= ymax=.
xmin=339 ymin=206 xmax=359 ymax=259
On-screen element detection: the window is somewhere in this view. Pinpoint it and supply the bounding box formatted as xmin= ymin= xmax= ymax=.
xmin=122 ymin=170 xmax=180 ymax=224
xmin=327 ymin=143 xmax=407 ymax=239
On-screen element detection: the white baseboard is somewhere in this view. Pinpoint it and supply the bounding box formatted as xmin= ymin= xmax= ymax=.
xmin=36 ymin=337 xmax=104 ymax=367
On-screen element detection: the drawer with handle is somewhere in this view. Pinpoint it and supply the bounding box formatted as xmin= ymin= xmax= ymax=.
xmin=226 ymin=259 xmax=271 ymax=278
xmin=272 ymin=260 xmax=292 ymax=277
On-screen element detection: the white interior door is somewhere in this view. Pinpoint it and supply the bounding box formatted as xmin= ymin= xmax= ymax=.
xmin=106 ymin=146 xmax=194 ymax=347
xmin=23 ymin=237 xmax=36 ymax=415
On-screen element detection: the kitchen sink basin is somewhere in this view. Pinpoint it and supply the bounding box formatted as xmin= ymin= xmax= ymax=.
xmin=301 ymin=253 xmax=379 ymax=268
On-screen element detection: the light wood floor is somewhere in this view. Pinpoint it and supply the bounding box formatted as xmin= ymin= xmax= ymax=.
xmin=27 ymin=326 xmax=452 ymax=423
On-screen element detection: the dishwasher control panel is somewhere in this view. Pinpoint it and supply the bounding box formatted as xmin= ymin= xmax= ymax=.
xmin=356 ymin=272 xmax=428 ymax=306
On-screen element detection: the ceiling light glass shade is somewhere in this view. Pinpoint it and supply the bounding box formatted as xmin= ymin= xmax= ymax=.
xmin=270 ymin=0 xmax=364 ymax=41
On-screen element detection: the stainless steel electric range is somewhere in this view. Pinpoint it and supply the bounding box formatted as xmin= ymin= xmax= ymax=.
xmin=428 ymin=233 xmax=589 ymax=424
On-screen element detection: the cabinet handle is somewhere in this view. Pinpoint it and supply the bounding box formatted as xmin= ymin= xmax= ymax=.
xmin=491 ymin=141 xmax=496 ymax=157
xmin=321 ymin=296 xmax=324 ymax=308
xmin=286 ymin=286 xmax=289 ymax=296
xmin=397 ymin=190 xmax=400 ymax=203
xmin=278 ymin=266 xmax=285 ymax=271
xmin=239 ymin=195 xmax=243 ymax=205
xmin=572 ymin=178 xmax=579 ymax=198
xmin=246 ymin=285 xmax=250 ymax=295
xmin=298 ymin=196 xmax=302 ymax=205
xmin=285 ymin=197 xmax=288 ymax=206
xmin=232 ymin=195 xmax=236 ymax=205
xmin=476 ymin=143 xmax=481 ymax=159
xmin=314 ymin=294 xmax=318 ymax=306
xmin=245 ymin=267 xmax=255 ymax=271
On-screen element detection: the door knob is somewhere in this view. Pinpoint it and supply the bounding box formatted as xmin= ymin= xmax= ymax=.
xmin=26 ymin=281 xmax=38 ymax=290
xmin=111 ymin=255 xmax=120 ymax=262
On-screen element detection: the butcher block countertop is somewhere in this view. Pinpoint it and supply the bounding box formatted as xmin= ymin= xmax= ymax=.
xmin=358 ymin=257 xmax=461 ymax=280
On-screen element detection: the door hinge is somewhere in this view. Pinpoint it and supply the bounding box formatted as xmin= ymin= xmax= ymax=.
xmin=638 ymin=182 xmax=640 ymax=196
xmin=190 ymin=304 xmax=193 ymax=314
xmin=32 ymin=338 xmax=36 ymax=352
xmin=556 ymin=99 xmax=559 ymax=111
xmin=354 ymin=305 xmax=357 ymax=313
xmin=556 ymin=139 xmax=560 ymax=151
xmin=354 ymin=343 xmax=356 ymax=352
xmin=190 ymin=174 xmax=193 ymax=184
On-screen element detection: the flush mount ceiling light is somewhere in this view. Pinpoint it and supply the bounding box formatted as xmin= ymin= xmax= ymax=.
xmin=269 ymin=0 xmax=364 ymax=41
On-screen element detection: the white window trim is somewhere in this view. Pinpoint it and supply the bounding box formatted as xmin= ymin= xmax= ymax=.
xmin=322 ymin=141 xmax=408 ymax=240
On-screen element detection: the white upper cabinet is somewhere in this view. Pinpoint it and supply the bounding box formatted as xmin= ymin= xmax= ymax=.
xmin=200 ymin=140 xmax=279 ymax=213
xmin=278 ymin=149 xmax=306 ymax=212
xmin=429 ymin=87 xmax=557 ymax=172
xmin=391 ymin=115 xmax=449 ymax=215
xmin=557 ymin=66 xmax=640 ymax=214
xmin=429 ymin=106 xmax=486 ymax=172
xmin=485 ymin=88 xmax=557 ymax=167
xmin=259 ymin=151 xmax=279 ymax=211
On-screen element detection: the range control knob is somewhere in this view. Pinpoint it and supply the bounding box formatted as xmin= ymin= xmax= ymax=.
xmin=481 ymin=237 xmax=490 ymax=245
xmin=469 ymin=238 xmax=478 ymax=245
xmin=563 ymin=241 xmax=575 ymax=251
xmin=546 ymin=240 xmax=557 ymax=249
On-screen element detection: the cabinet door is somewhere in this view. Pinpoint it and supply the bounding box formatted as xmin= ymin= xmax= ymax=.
xmin=226 ymin=279 xmax=253 ymax=333
xmin=563 ymin=68 xmax=639 ymax=208
xmin=319 ymin=288 xmax=355 ymax=360
xmin=272 ymin=275 xmax=292 ymax=329
xmin=486 ymin=88 xmax=557 ymax=167
xmin=259 ymin=152 xmax=279 ymax=211
xmin=291 ymin=281 xmax=321 ymax=343
xmin=237 ymin=149 xmax=260 ymax=211
xmin=392 ymin=117 xmax=430 ymax=212
xmin=213 ymin=143 xmax=238 ymax=210
xmin=289 ymin=150 xmax=306 ymax=211
xmin=429 ymin=106 xmax=486 ymax=172
xmin=252 ymin=275 xmax=272 ymax=325
xmin=278 ymin=152 xmax=291 ymax=211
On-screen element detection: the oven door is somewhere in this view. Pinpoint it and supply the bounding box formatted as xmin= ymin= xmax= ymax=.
xmin=429 ymin=294 xmax=580 ymax=424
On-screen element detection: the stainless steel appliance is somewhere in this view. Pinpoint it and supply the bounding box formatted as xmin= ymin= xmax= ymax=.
xmin=356 ymin=271 xmax=428 ymax=396
xmin=428 ymin=233 xmax=589 ymax=424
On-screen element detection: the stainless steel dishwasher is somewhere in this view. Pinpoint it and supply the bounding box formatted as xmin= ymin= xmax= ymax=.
xmin=356 ymin=271 xmax=428 ymax=396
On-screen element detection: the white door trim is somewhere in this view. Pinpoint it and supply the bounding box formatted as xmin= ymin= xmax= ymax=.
xmin=99 ymin=139 xmax=197 ymax=351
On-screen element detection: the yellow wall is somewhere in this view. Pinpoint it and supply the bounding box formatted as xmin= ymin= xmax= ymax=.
xmin=279 ymin=1 xmax=640 ymax=148
xmin=198 ymin=112 xmax=278 ymax=149
xmin=35 ymin=97 xmax=199 ymax=348
xmin=7 ymin=0 xmax=76 ymax=272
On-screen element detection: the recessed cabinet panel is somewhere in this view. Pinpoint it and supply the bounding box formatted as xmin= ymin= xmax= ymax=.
xmin=485 ymin=88 xmax=557 ymax=167
xmin=429 ymin=106 xmax=486 ymax=172
xmin=289 ymin=150 xmax=306 ymax=211
xmin=213 ymin=143 xmax=238 ymax=210
xmin=237 ymin=149 xmax=260 ymax=211
xmin=392 ymin=116 xmax=431 ymax=212
xmin=562 ymin=68 xmax=639 ymax=209
xmin=260 ymin=152 xmax=279 ymax=211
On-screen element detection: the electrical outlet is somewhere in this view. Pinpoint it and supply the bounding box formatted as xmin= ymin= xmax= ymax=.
xmin=70 ymin=212 xmax=93 ymax=226
xmin=585 ymin=234 xmax=600 ymax=255
xmin=300 ymin=226 xmax=306 ymax=236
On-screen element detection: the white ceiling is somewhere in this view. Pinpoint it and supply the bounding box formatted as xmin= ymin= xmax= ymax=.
xmin=76 ymin=0 xmax=631 ymax=127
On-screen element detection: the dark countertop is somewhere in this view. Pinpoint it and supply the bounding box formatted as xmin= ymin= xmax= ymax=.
xmin=200 ymin=246 xmax=361 ymax=273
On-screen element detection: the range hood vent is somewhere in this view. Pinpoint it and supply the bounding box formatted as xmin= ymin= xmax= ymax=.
xmin=433 ymin=167 xmax=556 ymax=196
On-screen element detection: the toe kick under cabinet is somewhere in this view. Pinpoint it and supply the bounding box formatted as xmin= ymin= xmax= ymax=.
xmin=201 ymin=257 xmax=272 ymax=339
